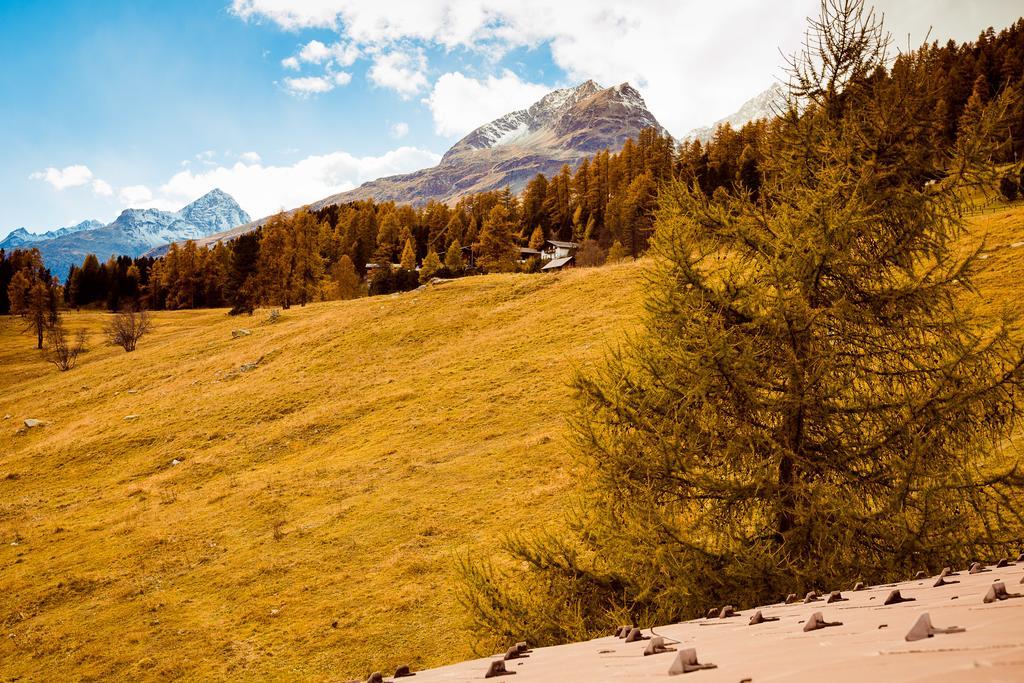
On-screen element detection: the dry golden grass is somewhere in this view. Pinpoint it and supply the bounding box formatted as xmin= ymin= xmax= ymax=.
xmin=2 ymin=198 xmax=1023 ymax=681
xmin=0 ymin=261 xmax=643 ymax=681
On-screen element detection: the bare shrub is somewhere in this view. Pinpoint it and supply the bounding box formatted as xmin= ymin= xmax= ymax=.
xmin=43 ymin=320 xmax=87 ymax=371
xmin=107 ymin=308 xmax=152 ymax=352
xmin=575 ymin=239 xmax=606 ymax=267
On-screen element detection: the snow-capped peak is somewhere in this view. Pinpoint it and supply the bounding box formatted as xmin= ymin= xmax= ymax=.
xmin=441 ymin=79 xmax=669 ymax=163
xmin=685 ymin=83 xmax=786 ymax=142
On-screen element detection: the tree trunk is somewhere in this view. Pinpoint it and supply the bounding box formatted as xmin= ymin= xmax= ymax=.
xmin=777 ymin=325 xmax=809 ymax=545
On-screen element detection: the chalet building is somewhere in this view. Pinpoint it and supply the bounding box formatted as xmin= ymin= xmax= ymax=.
xmin=518 ymin=247 xmax=542 ymax=262
xmin=540 ymin=240 xmax=579 ymax=271
xmin=543 ymin=240 xmax=579 ymax=261
xmin=541 ymin=255 xmax=574 ymax=271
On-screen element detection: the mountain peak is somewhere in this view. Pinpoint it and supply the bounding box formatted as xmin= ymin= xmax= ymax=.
xmin=178 ymin=189 xmax=250 ymax=234
xmin=441 ymin=80 xmax=664 ymax=163
xmin=11 ymin=189 xmax=250 ymax=278
xmin=0 ymin=220 xmax=103 ymax=250
xmin=685 ymin=83 xmax=785 ymax=142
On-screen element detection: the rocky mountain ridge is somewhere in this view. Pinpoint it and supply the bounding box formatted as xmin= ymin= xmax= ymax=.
xmin=0 ymin=220 xmax=103 ymax=250
xmin=684 ymin=82 xmax=786 ymax=142
xmin=196 ymin=80 xmax=669 ymax=246
xmin=5 ymin=190 xmax=249 ymax=278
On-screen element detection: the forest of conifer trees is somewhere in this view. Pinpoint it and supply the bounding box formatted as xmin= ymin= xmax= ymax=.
xmin=2 ymin=17 xmax=1022 ymax=318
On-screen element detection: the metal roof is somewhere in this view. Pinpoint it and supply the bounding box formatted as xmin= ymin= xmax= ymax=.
xmin=393 ymin=560 xmax=1024 ymax=681
xmin=541 ymin=256 xmax=574 ymax=270
xmin=546 ymin=240 xmax=579 ymax=249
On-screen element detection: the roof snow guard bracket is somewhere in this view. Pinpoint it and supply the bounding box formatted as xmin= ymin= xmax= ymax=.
xmin=803 ymin=612 xmax=843 ymax=632
xmin=934 ymin=568 xmax=960 ymax=587
xmin=644 ymin=636 xmax=677 ymax=656
xmin=826 ymin=591 xmax=848 ymax=604
xmin=625 ymin=628 xmax=650 ymax=643
xmin=883 ymin=590 xmax=916 ymax=606
xmin=484 ymin=660 xmax=516 ymax=678
xmin=983 ymin=581 xmax=1023 ymax=603
xmin=668 ymin=648 xmax=717 ymax=675
xmin=905 ymin=612 xmax=966 ymax=642
xmin=748 ymin=610 xmax=780 ymax=625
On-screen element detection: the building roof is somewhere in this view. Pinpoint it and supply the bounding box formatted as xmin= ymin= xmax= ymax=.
xmin=394 ymin=560 xmax=1024 ymax=681
xmin=519 ymin=247 xmax=542 ymax=255
xmin=541 ymin=256 xmax=574 ymax=270
xmin=546 ymin=240 xmax=579 ymax=249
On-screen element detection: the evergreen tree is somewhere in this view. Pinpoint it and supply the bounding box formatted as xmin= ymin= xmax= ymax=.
xmin=475 ymin=204 xmax=518 ymax=273
xmin=290 ymin=210 xmax=324 ymax=306
xmin=444 ymin=239 xmax=465 ymax=273
xmin=528 ymin=226 xmax=546 ymax=251
xmin=444 ymin=211 xmax=468 ymax=249
xmin=461 ymin=0 xmax=1024 ymax=647
xmin=169 ymin=240 xmax=199 ymax=309
xmin=605 ymin=240 xmax=629 ymax=263
xmin=419 ymin=249 xmax=443 ymax=283
xmin=376 ymin=210 xmax=403 ymax=263
xmin=520 ymin=174 xmax=548 ymax=236
xmin=228 ymin=231 xmax=261 ymax=315
xmin=331 ymin=254 xmax=362 ymax=300
xmin=399 ymin=238 xmax=417 ymax=271
xmin=78 ymin=253 xmax=104 ymax=306
xmin=259 ymin=213 xmax=295 ymax=308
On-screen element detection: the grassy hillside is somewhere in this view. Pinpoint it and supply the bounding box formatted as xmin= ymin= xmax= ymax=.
xmin=0 ymin=261 xmax=644 ymax=681
xmin=2 ymin=199 xmax=1023 ymax=681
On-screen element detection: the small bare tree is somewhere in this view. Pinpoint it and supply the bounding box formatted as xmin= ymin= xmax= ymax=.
xmin=43 ymin=320 xmax=87 ymax=371
xmin=575 ymin=239 xmax=606 ymax=267
xmin=107 ymin=308 xmax=152 ymax=352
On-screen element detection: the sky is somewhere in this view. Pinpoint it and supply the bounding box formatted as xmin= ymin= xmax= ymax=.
xmin=1 ymin=1 xmax=1021 ymax=238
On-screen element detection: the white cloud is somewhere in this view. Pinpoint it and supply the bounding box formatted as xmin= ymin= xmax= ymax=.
xmin=232 ymin=0 xmax=1024 ymax=134
xmin=153 ymin=146 xmax=441 ymax=219
xmin=195 ymin=150 xmax=217 ymax=166
xmin=297 ymin=39 xmax=359 ymax=66
xmin=239 ymin=151 xmax=262 ymax=163
xmin=425 ymin=70 xmax=550 ymax=138
xmin=29 ymin=164 xmax=94 ymax=190
xmin=390 ymin=121 xmax=410 ymax=139
xmin=281 ymin=55 xmax=300 ymax=70
xmin=119 ymin=185 xmax=154 ymax=205
xmin=367 ymin=49 xmax=428 ymax=98
xmin=283 ymin=72 xmax=351 ymax=96
xmin=29 ymin=164 xmax=120 ymax=200
xmin=91 ymin=179 xmax=114 ymax=197
xmin=228 ymin=1 xmax=810 ymax=134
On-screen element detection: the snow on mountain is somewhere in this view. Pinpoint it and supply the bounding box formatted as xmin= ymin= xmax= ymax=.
xmin=0 ymin=220 xmax=103 ymax=250
xmin=685 ymin=83 xmax=786 ymax=142
xmin=10 ymin=190 xmax=250 ymax=279
xmin=444 ymin=80 xmax=606 ymax=158
xmin=178 ymin=188 xmax=251 ymax=234
xmin=175 ymin=81 xmax=670 ymax=250
xmin=317 ymin=80 xmax=669 ymax=207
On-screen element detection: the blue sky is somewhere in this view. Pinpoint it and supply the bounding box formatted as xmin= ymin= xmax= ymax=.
xmin=2 ymin=0 xmax=1021 ymax=237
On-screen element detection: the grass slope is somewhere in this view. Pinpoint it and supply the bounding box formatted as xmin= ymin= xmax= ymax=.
xmin=2 ymin=199 xmax=1023 ymax=681
xmin=0 ymin=262 xmax=643 ymax=681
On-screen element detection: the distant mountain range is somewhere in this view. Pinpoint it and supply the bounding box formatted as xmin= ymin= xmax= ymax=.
xmin=7 ymin=81 xmax=784 ymax=267
xmin=0 ymin=220 xmax=105 ymax=249
xmin=0 ymin=189 xmax=249 ymax=278
xmin=684 ymin=83 xmax=785 ymax=142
